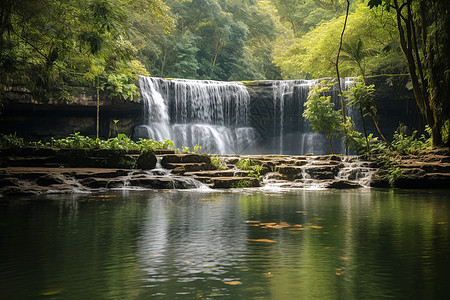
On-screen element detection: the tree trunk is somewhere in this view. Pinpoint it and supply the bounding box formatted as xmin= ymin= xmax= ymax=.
xmin=335 ymin=0 xmax=350 ymax=155
xmin=393 ymin=0 xmax=436 ymax=139
xmin=96 ymin=80 xmax=100 ymax=140
xmin=360 ymin=107 xmax=370 ymax=155
xmin=371 ymin=115 xmax=388 ymax=143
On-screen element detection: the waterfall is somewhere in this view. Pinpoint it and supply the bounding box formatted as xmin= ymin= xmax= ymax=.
xmin=135 ymin=76 xmax=258 ymax=154
xmin=269 ymin=78 xmax=357 ymax=155
xmin=135 ymin=76 xmax=358 ymax=155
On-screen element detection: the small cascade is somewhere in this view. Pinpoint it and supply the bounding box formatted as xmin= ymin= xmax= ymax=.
xmin=135 ymin=76 xmax=258 ymax=154
xmin=335 ymin=156 xmax=377 ymax=187
xmin=261 ymin=155 xmax=375 ymax=190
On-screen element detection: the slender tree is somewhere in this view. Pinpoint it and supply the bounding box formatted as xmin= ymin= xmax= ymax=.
xmin=368 ymin=0 xmax=450 ymax=147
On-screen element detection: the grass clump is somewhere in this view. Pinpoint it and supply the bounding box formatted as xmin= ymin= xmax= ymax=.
xmin=235 ymin=158 xmax=263 ymax=180
xmin=211 ymin=156 xmax=227 ymax=170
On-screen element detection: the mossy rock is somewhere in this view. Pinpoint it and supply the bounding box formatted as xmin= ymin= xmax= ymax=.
xmin=136 ymin=152 xmax=157 ymax=169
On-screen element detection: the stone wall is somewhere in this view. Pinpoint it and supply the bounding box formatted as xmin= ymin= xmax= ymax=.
xmin=0 ymin=85 xmax=143 ymax=141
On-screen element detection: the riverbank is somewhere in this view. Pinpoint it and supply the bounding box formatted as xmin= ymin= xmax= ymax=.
xmin=1 ymin=148 xmax=449 ymax=197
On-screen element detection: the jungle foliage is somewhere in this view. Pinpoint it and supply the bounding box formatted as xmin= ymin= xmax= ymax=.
xmin=1 ymin=0 xmax=449 ymax=147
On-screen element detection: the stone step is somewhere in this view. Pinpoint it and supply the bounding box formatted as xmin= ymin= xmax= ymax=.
xmin=168 ymin=163 xmax=215 ymax=174
xmin=1 ymin=156 xmax=58 ymax=167
xmin=154 ymin=149 xmax=177 ymax=155
xmin=210 ymin=177 xmax=260 ymax=189
xmin=184 ymin=170 xmax=250 ymax=177
xmin=161 ymin=154 xmax=211 ymax=166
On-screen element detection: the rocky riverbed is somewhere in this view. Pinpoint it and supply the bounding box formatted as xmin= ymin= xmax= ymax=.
xmin=1 ymin=148 xmax=449 ymax=197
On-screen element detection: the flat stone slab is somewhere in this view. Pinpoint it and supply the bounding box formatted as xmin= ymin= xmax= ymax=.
xmin=210 ymin=177 xmax=260 ymax=189
xmin=325 ymin=180 xmax=362 ymax=189
xmin=184 ymin=170 xmax=250 ymax=177
xmin=161 ymin=154 xmax=211 ymax=166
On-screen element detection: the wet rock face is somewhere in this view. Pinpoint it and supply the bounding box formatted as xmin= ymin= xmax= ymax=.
xmin=0 ymin=147 xmax=143 ymax=169
xmin=325 ymin=180 xmax=362 ymax=189
xmin=370 ymin=149 xmax=450 ymax=189
xmin=136 ymin=152 xmax=157 ymax=169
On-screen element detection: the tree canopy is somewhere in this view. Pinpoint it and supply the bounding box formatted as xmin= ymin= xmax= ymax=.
xmin=1 ymin=0 xmax=448 ymax=148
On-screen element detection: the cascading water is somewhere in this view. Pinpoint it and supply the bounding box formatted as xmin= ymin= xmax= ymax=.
xmin=269 ymin=78 xmax=357 ymax=155
xmin=135 ymin=76 xmax=258 ymax=154
xmin=135 ymin=76 xmax=358 ymax=155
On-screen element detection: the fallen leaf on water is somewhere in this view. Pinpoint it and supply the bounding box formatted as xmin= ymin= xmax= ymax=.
xmin=245 ymin=220 xmax=261 ymax=224
xmin=90 ymin=195 xmax=117 ymax=198
xmin=314 ymin=217 xmax=325 ymax=221
xmin=308 ymin=225 xmax=323 ymax=229
xmin=288 ymin=227 xmax=305 ymax=231
xmin=41 ymin=289 xmax=62 ymax=296
xmin=296 ymin=211 xmax=308 ymax=215
xmin=265 ymin=224 xmax=285 ymax=229
xmin=224 ymin=281 xmax=242 ymax=285
xmin=339 ymin=256 xmax=349 ymax=261
xmin=335 ymin=272 xmax=344 ymax=276
xmin=437 ymin=222 xmax=446 ymax=225
xmin=260 ymin=222 xmax=277 ymax=227
xmin=248 ymin=239 xmax=277 ymax=243
xmin=293 ymin=224 xmax=303 ymax=227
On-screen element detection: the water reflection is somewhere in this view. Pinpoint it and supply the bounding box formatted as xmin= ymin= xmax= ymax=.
xmin=0 ymin=190 xmax=449 ymax=299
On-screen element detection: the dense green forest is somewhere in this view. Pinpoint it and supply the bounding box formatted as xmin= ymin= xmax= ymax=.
xmin=0 ymin=0 xmax=406 ymax=93
xmin=0 ymin=0 xmax=449 ymax=146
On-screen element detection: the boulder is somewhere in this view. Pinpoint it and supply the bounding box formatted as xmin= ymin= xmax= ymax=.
xmin=136 ymin=152 xmax=157 ymax=169
xmin=79 ymin=177 xmax=109 ymax=188
xmin=275 ymin=165 xmax=304 ymax=180
xmin=128 ymin=177 xmax=174 ymax=189
xmin=303 ymin=165 xmax=341 ymax=179
xmin=36 ymin=174 xmax=65 ymax=186
xmin=325 ymin=180 xmax=362 ymax=189
xmin=370 ymin=169 xmax=391 ymax=188
xmin=172 ymin=177 xmax=202 ymax=189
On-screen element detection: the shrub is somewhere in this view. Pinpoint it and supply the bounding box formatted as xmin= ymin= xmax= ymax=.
xmin=0 ymin=133 xmax=24 ymax=148
xmin=211 ymin=156 xmax=227 ymax=170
